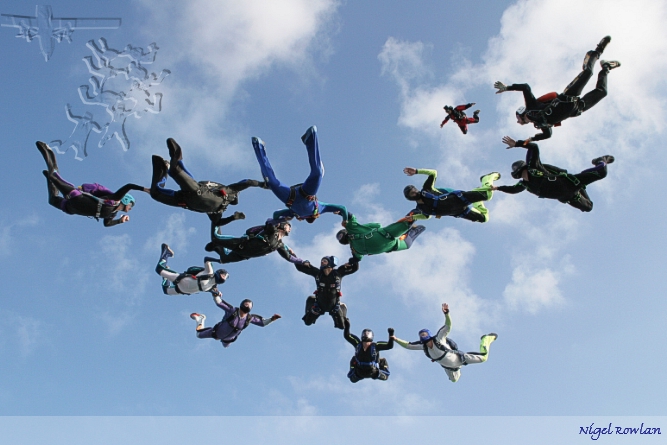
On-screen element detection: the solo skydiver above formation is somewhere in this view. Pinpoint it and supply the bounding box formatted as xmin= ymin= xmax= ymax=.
xmin=494 ymin=36 xmax=620 ymax=141
xmin=440 ymin=103 xmax=480 ymax=135
xmin=150 ymin=138 xmax=267 ymax=222
xmin=392 ymin=303 xmax=497 ymax=383
xmin=36 ymin=141 xmax=147 ymax=227
xmin=336 ymin=213 xmax=427 ymax=262
xmin=190 ymin=297 xmax=280 ymax=348
xmin=344 ymin=318 xmax=394 ymax=382
xmin=295 ymin=255 xmax=359 ymax=329
xmin=205 ymin=217 xmax=302 ymax=264
xmin=251 ymin=126 xmax=348 ymax=223
xmin=403 ymin=167 xmax=500 ymax=223
xmin=493 ymin=136 xmax=613 ymax=212
xmin=155 ymin=243 xmax=228 ymax=296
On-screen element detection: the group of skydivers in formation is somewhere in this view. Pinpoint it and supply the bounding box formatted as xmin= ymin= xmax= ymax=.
xmin=35 ymin=37 xmax=619 ymax=383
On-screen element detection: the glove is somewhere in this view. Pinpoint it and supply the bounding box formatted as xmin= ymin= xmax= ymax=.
xmin=271 ymin=314 xmax=281 ymax=321
xmin=494 ymin=81 xmax=508 ymax=94
xmin=388 ymin=327 xmax=395 ymax=336
xmin=233 ymin=211 xmax=246 ymax=220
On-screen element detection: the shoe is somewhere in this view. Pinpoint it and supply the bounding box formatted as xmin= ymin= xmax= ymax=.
xmin=161 ymin=243 xmax=174 ymax=259
xmin=595 ymin=36 xmax=611 ymax=55
xmin=190 ymin=313 xmax=206 ymax=328
xmin=473 ymin=109 xmax=480 ymax=115
xmin=480 ymin=333 xmax=498 ymax=352
xmin=600 ymin=60 xmax=621 ymax=71
xmin=591 ymin=155 xmax=614 ymax=165
xmin=301 ymin=125 xmax=317 ymax=145
xmin=252 ymin=137 xmax=265 ymax=150
xmin=407 ymin=225 xmax=426 ymax=239
xmin=166 ymin=138 xmax=182 ymax=162
xmin=480 ymin=172 xmax=501 ymax=185
xmin=36 ymin=141 xmax=57 ymax=173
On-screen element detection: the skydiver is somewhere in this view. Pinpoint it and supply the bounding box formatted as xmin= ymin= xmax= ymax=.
xmin=190 ymin=297 xmax=281 ymax=348
xmin=150 ymin=138 xmax=267 ymax=222
xmin=403 ymin=167 xmax=500 ymax=223
xmin=252 ymin=126 xmax=348 ymax=223
xmin=392 ymin=303 xmax=497 ymax=383
xmin=336 ymin=212 xmax=427 ymax=262
xmin=494 ymin=36 xmax=620 ymax=141
xmin=344 ymin=318 xmax=394 ymax=382
xmin=155 ymin=243 xmax=229 ymax=296
xmin=440 ymin=103 xmax=480 ymax=135
xmin=295 ymin=256 xmax=359 ymax=329
xmin=36 ymin=141 xmax=147 ymax=227
xmin=205 ymin=217 xmax=302 ymax=264
xmin=493 ymin=136 xmax=613 ymax=212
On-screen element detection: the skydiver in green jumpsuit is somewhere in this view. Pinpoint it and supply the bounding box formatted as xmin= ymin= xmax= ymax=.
xmin=336 ymin=213 xmax=426 ymax=262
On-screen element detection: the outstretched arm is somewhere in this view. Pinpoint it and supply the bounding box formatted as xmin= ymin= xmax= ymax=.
xmin=343 ymin=317 xmax=361 ymax=347
xmin=377 ymin=328 xmax=395 ymax=351
xmin=434 ymin=303 xmax=452 ymax=342
xmin=227 ymin=179 xmax=267 ymax=192
xmin=440 ymin=115 xmax=451 ymax=128
xmin=531 ymin=126 xmax=552 ymax=142
xmin=392 ymin=336 xmax=423 ymax=350
xmin=318 ymin=203 xmax=348 ymax=221
xmin=251 ymin=313 xmax=281 ymax=327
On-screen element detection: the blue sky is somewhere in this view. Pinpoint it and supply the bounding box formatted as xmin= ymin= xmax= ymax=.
xmin=1 ymin=0 xmax=666 ymax=441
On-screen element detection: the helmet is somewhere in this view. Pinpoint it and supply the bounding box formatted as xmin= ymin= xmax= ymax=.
xmin=214 ymin=269 xmax=228 ymax=284
xmin=511 ymin=160 xmax=527 ymax=179
xmin=444 ymin=105 xmax=453 ymax=113
xmin=277 ymin=221 xmax=291 ymax=235
xmin=336 ymin=229 xmax=349 ymax=245
xmin=320 ymin=256 xmax=338 ymax=270
xmin=403 ymin=185 xmax=420 ymax=201
xmin=361 ymin=329 xmax=374 ymax=342
xmin=239 ymin=299 xmax=253 ymax=313
xmin=418 ymin=329 xmax=433 ymax=343
xmin=516 ymin=106 xmax=526 ymax=117
xmin=120 ymin=194 xmax=135 ymax=207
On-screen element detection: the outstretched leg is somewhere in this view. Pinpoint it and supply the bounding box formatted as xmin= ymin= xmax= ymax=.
xmin=43 ymin=172 xmax=64 ymax=210
xmin=150 ymin=155 xmax=182 ymax=206
xmin=463 ymin=333 xmax=498 ymax=364
xmin=563 ymin=50 xmax=598 ymax=96
xmin=252 ymin=137 xmax=291 ymax=203
xmin=48 ymin=171 xmax=78 ymax=196
xmin=300 ymin=126 xmax=324 ymax=196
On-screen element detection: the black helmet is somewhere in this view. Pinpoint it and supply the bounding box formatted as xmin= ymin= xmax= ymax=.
xmin=214 ymin=269 xmax=229 ymax=284
xmin=444 ymin=105 xmax=453 ymax=113
xmin=336 ymin=229 xmax=349 ymax=245
xmin=361 ymin=329 xmax=374 ymax=342
xmin=240 ymin=299 xmax=253 ymax=313
xmin=403 ymin=185 xmax=420 ymax=201
xmin=277 ymin=221 xmax=291 ymax=235
xmin=511 ymin=160 xmax=527 ymax=179
xmin=320 ymin=256 xmax=338 ymax=270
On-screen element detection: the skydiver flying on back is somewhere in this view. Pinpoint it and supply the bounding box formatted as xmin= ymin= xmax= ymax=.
xmin=403 ymin=167 xmax=500 ymax=223
xmin=251 ymin=126 xmax=348 ymax=223
xmin=295 ymin=255 xmax=359 ymax=329
xmin=493 ymin=136 xmax=614 ymax=212
xmin=494 ymin=36 xmax=620 ymax=141
xmin=36 ymin=141 xmax=147 ymax=227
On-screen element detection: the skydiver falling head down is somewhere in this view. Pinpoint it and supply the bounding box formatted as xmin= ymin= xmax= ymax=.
xmin=155 ymin=243 xmax=228 ymax=296
xmin=392 ymin=303 xmax=497 ymax=383
xmin=493 ymin=136 xmax=614 ymax=212
xmin=344 ymin=318 xmax=394 ymax=382
xmin=494 ymin=36 xmax=620 ymax=142
xmin=190 ymin=297 xmax=281 ymax=348
xmin=403 ymin=167 xmax=500 ymax=223
xmin=295 ymin=255 xmax=359 ymax=329
xmin=36 ymin=141 xmax=148 ymax=227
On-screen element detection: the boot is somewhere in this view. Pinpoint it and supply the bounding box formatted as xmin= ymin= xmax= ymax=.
xmin=301 ymin=125 xmax=317 ymax=145
xmin=591 ymin=155 xmax=614 ymax=165
xmin=190 ymin=313 xmax=206 ymax=330
xmin=479 ymin=333 xmax=498 ymax=361
xmin=480 ymin=172 xmax=501 ymax=187
xmin=166 ymin=138 xmax=183 ymax=163
xmin=600 ymin=60 xmax=621 ymax=72
xmin=36 ymin=141 xmax=57 ymax=173
xmin=160 ymin=243 xmax=174 ymax=262
xmin=595 ymin=35 xmax=611 ymax=55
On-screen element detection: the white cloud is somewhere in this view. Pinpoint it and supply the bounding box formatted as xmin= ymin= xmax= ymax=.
xmin=503 ymin=265 xmax=565 ymax=313
xmin=0 ymin=215 xmax=39 ymax=256
xmin=143 ymin=212 xmax=197 ymax=255
xmin=132 ymin=0 xmax=341 ymax=164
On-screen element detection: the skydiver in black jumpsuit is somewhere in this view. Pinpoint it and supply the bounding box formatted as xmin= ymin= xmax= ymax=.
xmin=295 ymin=256 xmax=359 ymax=329
xmin=205 ymin=217 xmax=301 ymax=264
xmin=150 ymin=138 xmax=268 ymax=223
xmin=494 ymin=136 xmax=614 ymax=212
xmin=344 ymin=318 xmax=394 ymax=383
xmin=494 ymin=36 xmax=621 ymax=141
